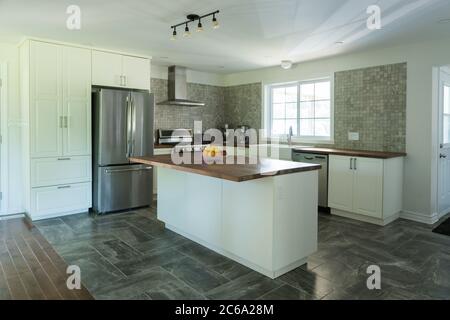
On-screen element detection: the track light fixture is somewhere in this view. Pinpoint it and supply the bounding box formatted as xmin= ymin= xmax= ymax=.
xmin=170 ymin=10 xmax=220 ymax=39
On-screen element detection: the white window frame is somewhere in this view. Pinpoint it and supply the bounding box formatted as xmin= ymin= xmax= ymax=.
xmin=263 ymin=77 xmax=334 ymax=144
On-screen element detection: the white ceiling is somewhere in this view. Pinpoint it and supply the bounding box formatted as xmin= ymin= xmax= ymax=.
xmin=0 ymin=0 xmax=449 ymax=73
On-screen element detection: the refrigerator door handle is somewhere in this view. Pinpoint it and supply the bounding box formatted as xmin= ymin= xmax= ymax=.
xmin=131 ymin=96 xmax=137 ymax=156
xmin=126 ymin=94 xmax=132 ymax=158
xmin=105 ymin=167 xmax=152 ymax=174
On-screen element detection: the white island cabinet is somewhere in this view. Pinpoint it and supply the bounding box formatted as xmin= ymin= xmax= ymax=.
xmin=131 ymin=154 xmax=321 ymax=279
xmin=328 ymin=155 xmax=404 ymax=226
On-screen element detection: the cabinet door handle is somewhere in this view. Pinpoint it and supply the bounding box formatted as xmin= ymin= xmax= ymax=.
xmin=59 ymin=116 xmax=63 ymax=128
xmin=350 ymin=158 xmax=353 ymax=170
xmin=57 ymin=158 xmax=71 ymax=161
xmin=64 ymin=116 xmax=68 ymax=128
xmin=123 ymin=75 xmax=127 ymax=87
xmin=354 ymin=158 xmax=357 ymax=170
xmin=57 ymin=185 xmax=71 ymax=189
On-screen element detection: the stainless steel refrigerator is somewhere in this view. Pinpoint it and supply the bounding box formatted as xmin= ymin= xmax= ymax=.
xmin=92 ymin=88 xmax=154 ymax=214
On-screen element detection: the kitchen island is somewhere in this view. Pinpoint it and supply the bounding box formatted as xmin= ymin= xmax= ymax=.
xmin=131 ymin=154 xmax=321 ymax=279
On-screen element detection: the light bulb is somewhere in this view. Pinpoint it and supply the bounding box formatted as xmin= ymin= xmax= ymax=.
xmin=197 ymin=20 xmax=204 ymax=32
xmin=212 ymin=15 xmax=219 ymax=29
xmin=171 ymin=29 xmax=177 ymax=40
xmin=184 ymin=24 xmax=191 ymax=37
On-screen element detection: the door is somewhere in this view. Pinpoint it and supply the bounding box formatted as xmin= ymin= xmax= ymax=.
xmin=95 ymin=164 xmax=152 ymax=213
xmin=92 ymin=50 xmax=123 ymax=87
xmin=438 ymin=68 xmax=450 ymax=215
xmin=30 ymin=41 xmax=63 ymax=158
xmin=122 ymin=56 xmax=150 ymax=90
xmin=62 ymin=46 xmax=92 ymax=156
xmin=328 ymin=155 xmax=354 ymax=212
xmin=352 ymin=157 xmax=383 ymax=218
xmin=130 ymin=92 xmax=154 ymax=158
xmin=95 ymin=89 xmax=130 ymax=166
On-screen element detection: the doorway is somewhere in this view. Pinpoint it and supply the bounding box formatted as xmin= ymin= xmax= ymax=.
xmin=438 ymin=66 xmax=450 ymax=217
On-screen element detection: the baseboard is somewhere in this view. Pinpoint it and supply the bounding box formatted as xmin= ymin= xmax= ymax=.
xmin=26 ymin=208 xmax=90 ymax=221
xmin=331 ymin=209 xmax=400 ymax=226
xmin=400 ymin=210 xmax=439 ymax=225
xmin=0 ymin=213 xmax=25 ymax=220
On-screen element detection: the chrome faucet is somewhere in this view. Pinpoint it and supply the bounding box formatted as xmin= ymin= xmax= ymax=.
xmin=287 ymin=126 xmax=293 ymax=146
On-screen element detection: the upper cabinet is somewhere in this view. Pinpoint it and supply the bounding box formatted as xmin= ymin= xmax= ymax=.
xmin=92 ymin=50 xmax=150 ymax=90
xmin=27 ymin=41 xmax=92 ymax=158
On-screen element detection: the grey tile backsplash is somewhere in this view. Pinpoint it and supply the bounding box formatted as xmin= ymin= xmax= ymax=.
xmin=152 ymin=62 xmax=406 ymax=152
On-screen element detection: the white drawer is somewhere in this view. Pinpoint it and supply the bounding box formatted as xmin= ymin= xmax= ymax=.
xmin=31 ymin=156 xmax=92 ymax=187
xmin=30 ymin=182 xmax=92 ymax=220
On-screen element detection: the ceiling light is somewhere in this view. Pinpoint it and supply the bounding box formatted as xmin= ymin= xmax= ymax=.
xmin=438 ymin=18 xmax=450 ymax=24
xmin=197 ymin=19 xmax=204 ymax=32
xmin=170 ymin=10 xmax=220 ymax=39
xmin=184 ymin=23 xmax=191 ymax=37
xmin=281 ymin=60 xmax=293 ymax=70
xmin=171 ymin=28 xmax=177 ymax=40
xmin=212 ymin=14 xmax=219 ymax=29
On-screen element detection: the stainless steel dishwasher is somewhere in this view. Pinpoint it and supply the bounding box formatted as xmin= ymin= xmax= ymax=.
xmin=292 ymin=150 xmax=329 ymax=209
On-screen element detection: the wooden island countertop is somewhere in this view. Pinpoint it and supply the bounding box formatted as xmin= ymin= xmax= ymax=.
xmin=130 ymin=154 xmax=321 ymax=182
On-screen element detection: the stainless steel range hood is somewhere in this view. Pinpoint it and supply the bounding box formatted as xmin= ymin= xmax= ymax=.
xmin=157 ymin=66 xmax=205 ymax=106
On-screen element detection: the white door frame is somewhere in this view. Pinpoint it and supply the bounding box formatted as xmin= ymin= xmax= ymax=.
xmin=0 ymin=62 xmax=8 ymax=216
xmin=436 ymin=66 xmax=450 ymax=219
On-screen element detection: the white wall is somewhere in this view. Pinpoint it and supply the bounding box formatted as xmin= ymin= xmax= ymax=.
xmin=0 ymin=42 xmax=23 ymax=214
xmin=224 ymin=38 xmax=450 ymax=223
xmin=151 ymin=64 xmax=225 ymax=87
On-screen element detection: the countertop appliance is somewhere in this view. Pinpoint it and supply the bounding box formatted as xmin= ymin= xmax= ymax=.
xmin=292 ymin=150 xmax=329 ymax=209
xmin=158 ymin=129 xmax=193 ymax=145
xmin=93 ymin=88 xmax=154 ymax=214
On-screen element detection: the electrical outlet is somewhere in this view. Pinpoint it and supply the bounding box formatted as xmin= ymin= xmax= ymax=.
xmin=348 ymin=132 xmax=360 ymax=141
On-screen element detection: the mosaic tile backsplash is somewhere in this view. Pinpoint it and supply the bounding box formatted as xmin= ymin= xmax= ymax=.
xmin=152 ymin=62 xmax=406 ymax=152
xmin=333 ymin=63 xmax=407 ymax=152
xmin=152 ymin=78 xmax=225 ymax=131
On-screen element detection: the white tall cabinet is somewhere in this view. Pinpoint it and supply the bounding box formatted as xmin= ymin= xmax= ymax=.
xmin=20 ymin=40 xmax=92 ymax=220
xmin=328 ymin=155 xmax=403 ymax=226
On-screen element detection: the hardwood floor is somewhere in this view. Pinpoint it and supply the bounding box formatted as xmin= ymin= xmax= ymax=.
xmin=0 ymin=217 xmax=93 ymax=300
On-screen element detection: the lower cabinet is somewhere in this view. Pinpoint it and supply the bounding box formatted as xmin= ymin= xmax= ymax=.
xmin=30 ymin=182 xmax=92 ymax=220
xmin=31 ymin=156 xmax=91 ymax=187
xmin=328 ymin=155 xmax=403 ymax=225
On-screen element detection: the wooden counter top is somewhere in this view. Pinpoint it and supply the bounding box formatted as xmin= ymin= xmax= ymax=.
xmin=293 ymin=147 xmax=406 ymax=159
xmin=130 ymin=154 xmax=321 ymax=182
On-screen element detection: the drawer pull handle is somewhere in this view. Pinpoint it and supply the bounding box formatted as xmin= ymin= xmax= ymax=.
xmin=57 ymin=186 xmax=71 ymax=189
xmin=58 ymin=158 xmax=71 ymax=161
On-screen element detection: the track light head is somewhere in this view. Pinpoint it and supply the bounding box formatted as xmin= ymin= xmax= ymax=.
xmin=184 ymin=23 xmax=191 ymax=37
xmin=212 ymin=14 xmax=219 ymax=29
xmin=171 ymin=28 xmax=177 ymax=40
xmin=197 ymin=19 xmax=203 ymax=32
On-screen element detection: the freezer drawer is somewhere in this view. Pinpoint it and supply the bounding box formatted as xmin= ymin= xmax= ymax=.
xmin=93 ymin=164 xmax=153 ymax=214
xmin=31 ymin=156 xmax=91 ymax=187
xmin=30 ymin=182 xmax=92 ymax=220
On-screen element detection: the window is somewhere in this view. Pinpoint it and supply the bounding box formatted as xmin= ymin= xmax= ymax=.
xmin=266 ymin=78 xmax=333 ymax=142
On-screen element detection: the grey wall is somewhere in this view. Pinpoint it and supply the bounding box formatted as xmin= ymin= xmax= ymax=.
xmin=152 ymin=78 xmax=225 ymax=131
xmin=224 ymin=83 xmax=262 ymax=130
xmin=152 ymin=62 xmax=406 ymax=152
xmin=333 ymin=63 xmax=407 ymax=152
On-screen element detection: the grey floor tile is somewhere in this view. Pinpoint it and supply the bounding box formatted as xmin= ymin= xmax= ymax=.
xmin=163 ymin=256 xmax=228 ymax=293
xmin=176 ymin=242 xmax=229 ymax=267
xmin=258 ymin=284 xmax=315 ymax=300
xmin=279 ymin=267 xmax=334 ymax=299
xmin=206 ymin=272 xmax=283 ymax=300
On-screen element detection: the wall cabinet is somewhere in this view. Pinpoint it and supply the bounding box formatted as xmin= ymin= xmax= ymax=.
xmin=328 ymin=155 xmax=403 ymax=225
xmin=21 ymin=40 xmax=93 ymax=220
xmin=92 ymin=50 xmax=150 ymax=90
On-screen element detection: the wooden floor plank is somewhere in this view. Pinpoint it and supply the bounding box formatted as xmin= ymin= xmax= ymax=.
xmin=15 ymin=236 xmax=62 ymax=300
xmin=25 ymin=237 xmax=79 ymax=300
xmin=5 ymin=239 xmax=46 ymax=299
xmin=6 ymin=275 xmax=29 ymax=300
xmin=0 ymin=262 xmax=12 ymax=300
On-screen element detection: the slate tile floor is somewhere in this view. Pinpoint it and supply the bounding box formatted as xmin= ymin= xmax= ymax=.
xmin=20 ymin=207 xmax=450 ymax=300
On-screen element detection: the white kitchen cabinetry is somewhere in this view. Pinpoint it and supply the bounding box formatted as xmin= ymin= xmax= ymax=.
xmin=92 ymin=50 xmax=150 ymax=90
xmin=328 ymin=155 xmax=403 ymax=225
xmin=20 ymin=40 xmax=92 ymax=220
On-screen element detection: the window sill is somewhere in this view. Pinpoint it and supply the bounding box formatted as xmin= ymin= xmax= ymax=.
xmin=261 ymin=135 xmax=334 ymax=146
